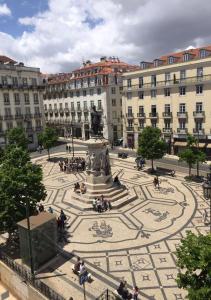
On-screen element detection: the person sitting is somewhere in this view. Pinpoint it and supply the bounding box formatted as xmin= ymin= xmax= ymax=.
xmin=102 ymin=199 xmax=108 ymax=211
xmin=80 ymin=183 xmax=86 ymax=194
xmin=117 ymin=281 xmax=125 ymax=296
xmin=72 ymin=257 xmax=81 ymax=274
xmin=92 ymin=198 xmax=97 ymax=211
xmin=97 ymin=198 xmax=102 ymax=213
xmin=114 ymin=175 xmax=120 ymax=186
xmin=107 ymin=200 xmax=112 ymax=210
xmin=74 ymin=182 xmax=80 ymax=192
xmin=79 ymin=261 xmax=88 ymax=276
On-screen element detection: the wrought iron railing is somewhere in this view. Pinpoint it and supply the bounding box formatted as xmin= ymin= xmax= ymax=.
xmin=0 ymin=251 xmax=65 ymax=300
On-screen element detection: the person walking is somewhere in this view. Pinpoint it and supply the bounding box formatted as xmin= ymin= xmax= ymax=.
xmin=66 ymin=144 xmax=68 ymax=153
xmin=132 ymin=286 xmax=139 ymax=300
xmin=68 ymin=145 xmax=71 ymax=153
xmin=48 ymin=206 xmax=53 ymax=213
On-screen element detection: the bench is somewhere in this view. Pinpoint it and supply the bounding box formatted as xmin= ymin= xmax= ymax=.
xmin=156 ymin=167 xmax=176 ymax=177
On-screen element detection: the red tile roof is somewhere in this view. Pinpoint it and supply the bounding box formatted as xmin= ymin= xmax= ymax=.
xmin=0 ymin=55 xmax=16 ymax=64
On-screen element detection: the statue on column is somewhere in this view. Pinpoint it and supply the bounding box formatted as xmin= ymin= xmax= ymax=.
xmin=101 ymin=148 xmax=111 ymax=176
xmin=91 ymin=105 xmax=101 ymax=136
xmin=85 ymin=151 xmax=91 ymax=171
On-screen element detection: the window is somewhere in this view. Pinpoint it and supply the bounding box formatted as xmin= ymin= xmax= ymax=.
xmin=139 ymin=77 xmax=144 ymax=88
xmin=98 ymin=100 xmax=102 ymax=109
xmin=151 ymin=75 xmax=156 ymax=87
xmin=196 ymin=102 xmax=203 ymax=112
xmin=139 ymin=106 xmax=144 ymax=114
xmin=3 ymin=93 xmax=10 ymax=105
xmin=25 ymin=107 xmax=31 ymax=115
xmin=71 ymin=102 xmax=74 ymax=109
xmin=33 ymin=93 xmax=39 ymax=104
xmin=195 ymin=121 xmax=202 ymax=130
xmin=179 ymin=121 xmax=186 ymax=129
xmin=138 ymin=91 xmax=144 ymax=99
xmin=168 ymin=56 xmax=175 ymax=64
xmin=83 ymin=101 xmax=87 ymax=109
xmin=7 ymin=122 xmax=13 ymax=129
xmin=35 ymin=107 xmax=40 ymax=114
xmin=139 ymin=120 xmax=145 ymax=128
xmin=2 ymin=76 xmax=7 ymax=85
xmin=5 ymin=107 xmax=11 ymax=116
xmin=12 ymin=77 xmax=18 ymax=86
xmin=179 ymin=103 xmax=186 ymax=112
xmin=164 ymin=88 xmax=170 ymax=97
xmin=22 ymin=78 xmax=28 ymax=86
xmin=127 ymin=79 xmax=131 ymax=88
xmin=179 ymin=86 xmax=186 ymax=96
xmin=127 ymin=92 xmax=132 ymax=100
xmin=183 ymin=53 xmax=191 ymax=62
xmin=180 ymin=70 xmax=186 ymax=81
xmin=197 ymin=67 xmax=203 ymax=78
xmin=128 ymin=120 xmax=133 ymax=127
xmin=165 ymin=72 xmax=171 ymax=84
xmin=151 ymin=89 xmax=157 ymax=98
xmin=97 ymin=88 xmax=101 ymax=95
xmin=24 ymin=94 xmax=30 ymax=104
xmin=164 ymin=120 xmax=171 ymax=128
xmin=70 ymin=91 xmax=74 ymax=98
xmin=120 ymin=98 xmax=122 ymax=106
xmin=15 ymin=107 xmax=21 ymax=116
xmin=111 ymin=87 xmax=116 ymax=94
xmin=196 ymin=85 xmax=203 ymax=94
xmin=127 ymin=106 xmax=133 ymax=116
xmin=91 ymin=101 xmax=94 ymax=108
xmin=199 ymin=49 xmax=207 ymax=59
xmin=112 ymin=111 xmax=117 ymax=118
xmin=32 ymin=78 xmax=37 ymax=86
xmin=151 ymin=120 xmax=157 ymax=128
xmin=14 ymin=93 xmax=20 ymax=104
xmin=112 ymin=99 xmax=116 ymax=106
xmin=77 ymin=102 xmax=80 ymax=109
xmin=90 ymin=89 xmax=94 ymax=95
xmin=83 ymin=90 xmax=86 ymax=96
xmin=151 ymin=105 xmax=157 ymax=116
xmin=59 ymin=103 xmax=63 ymax=109
xmin=76 ymin=91 xmax=80 ymax=97
xmin=165 ymin=104 xmax=171 ymax=113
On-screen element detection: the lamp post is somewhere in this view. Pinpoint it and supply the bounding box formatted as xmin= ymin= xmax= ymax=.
xmin=67 ymin=122 xmax=75 ymax=157
xmin=202 ymin=165 xmax=211 ymax=233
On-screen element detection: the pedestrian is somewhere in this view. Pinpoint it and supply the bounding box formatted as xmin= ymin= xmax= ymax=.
xmin=156 ymin=176 xmax=160 ymax=189
xmin=132 ymin=286 xmax=139 ymax=300
xmin=38 ymin=203 xmax=44 ymax=213
xmin=60 ymin=209 xmax=67 ymax=229
xmin=66 ymin=145 xmax=68 ymax=153
xmin=68 ymin=145 xmax=71 ymax=153
xmin=48 ymin=206 xmax=53 ymax=214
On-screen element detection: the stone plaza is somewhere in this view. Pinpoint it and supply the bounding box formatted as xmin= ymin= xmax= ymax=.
xmin=33 ymin=151 xmax=210 ymax=300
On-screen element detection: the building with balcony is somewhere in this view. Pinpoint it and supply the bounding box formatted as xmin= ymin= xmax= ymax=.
xmin=122 ymin=46 xmax=211 ymax=156
xmin=0 ymin=55 xmax=45 ymax=149
xmin=43 ymin=57 xmax=137 ymax=142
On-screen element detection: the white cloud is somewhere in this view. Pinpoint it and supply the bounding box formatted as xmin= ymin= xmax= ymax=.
xmin=0 ymin=3 xmax=11 ymax=16
xmin=0 ymin=0 xmax=211 ymax=73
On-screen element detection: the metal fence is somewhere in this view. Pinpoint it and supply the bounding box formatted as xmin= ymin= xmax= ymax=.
xmin=96 ymin=289 xmax=121 ymax=300
xmin=0 ymin=252 xmax=65 ymax=300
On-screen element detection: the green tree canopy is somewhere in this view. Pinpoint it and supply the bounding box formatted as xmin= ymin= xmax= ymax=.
xmin=6 ymin=127 xmax=28 ymax=150
xmin=38 ymin=127 xmax=58 ymax=159
xmin=176 ymin=231 xmax=211 ymax=300
xmin=138 ymin=126 xmax=167 ymax=170
xmin=0 ymin=147 xmax=46 ymax=234
xmin=179 ymin=148 xmax=197 ymax=176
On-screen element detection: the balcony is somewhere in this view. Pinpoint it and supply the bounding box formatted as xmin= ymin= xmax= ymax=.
xmin=193 ymin=128 xmax=205 ymax=135
xmin=83 ymin=107 xmax=89 ymax=112
xmin=59 ymin=108 xmax=64 ymax=113
xmin=97 ymin=107 xmax=103 ymax=112
xmin=177 ymin=128 xmax=188 ymax=134
xmin=149 ymin=112 xmax=158 ymax=118
xmin=24 ymin=113 xmax=32 ymax=119
xmin=137 ymin=113 xmax=145 ymax=118
xmin=77 ymin=107 xmax=82 ymax=112
xmin=70 ymin=107 xmax=75 ymax=112
xmin=193 ymin=111 xmax=205 ymax=119
xmin=126 ymin=113 xmax=134 ymax=119
xmin=4 ymin=115 xmax=13 ymax=120
xmin=163 ymin=112 xmax=172 ymax=118
xmin=64 ymin=108 xmax=69 ymax=113
xmin=54 ymin=108 xmax=58 ymax=113
xmin=15 ymin=114 xmax=23 ymax=120
xmin=163 ymin=128 xmax=172 ymax=134
xmin=177 ymin=112 xmax=188 ymax=118
xmin=126 ymin=126 xmax=134 ymax=132
xmin=123 ymin=74 xmax=211 ymax=92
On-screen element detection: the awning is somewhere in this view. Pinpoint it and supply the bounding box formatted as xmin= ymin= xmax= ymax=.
xmin=174 ymin=141 xmax=187 ymax=146
xmin=206 ymin=144 xmax=211 ymax=149
xmin=198 ymin=143 xmax=206 ymax=148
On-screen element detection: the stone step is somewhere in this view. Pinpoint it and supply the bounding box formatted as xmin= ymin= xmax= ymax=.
xmin=76 ymin=186 xmax=127 ymax=199
xmin=71 ymin=188 xmax=129 ymax=204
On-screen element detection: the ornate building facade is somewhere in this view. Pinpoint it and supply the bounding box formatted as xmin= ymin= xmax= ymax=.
xmin=0 ymin=56 xmax=44 ymax=150
xmin=122 ymin=46 xmax=211 ymax=156
xmin=43 ymin=57 xmax=137 ymax=142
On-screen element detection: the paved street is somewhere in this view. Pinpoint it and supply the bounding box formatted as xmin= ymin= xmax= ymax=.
xmin=31 ymin=151 xmax=210 ymax=300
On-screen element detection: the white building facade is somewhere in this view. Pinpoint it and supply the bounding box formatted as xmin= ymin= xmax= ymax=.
xmin=0 ymin=56 xmax=45 ymax=150
xmin=44 ymin=57 xmax=137 ymax=142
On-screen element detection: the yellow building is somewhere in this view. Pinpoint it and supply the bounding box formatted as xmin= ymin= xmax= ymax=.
xmin=122 ymin=46 xmax=211 ymax=156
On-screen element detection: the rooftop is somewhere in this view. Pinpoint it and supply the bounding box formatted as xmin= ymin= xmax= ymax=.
xmin=17 ymin=212 xmax=56 ymax=230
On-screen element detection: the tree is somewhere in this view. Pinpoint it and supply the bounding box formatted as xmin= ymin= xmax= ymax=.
xmin=179 ymin=148 xmax=197 ymax=177
xmin=176 ymin=231 xmax=211 ymax=300
xmin=38 ymin=127 xmax=58 ymax=159
xmin=6 ymin=127 xmax=28 ymax=150
xmin=0 ymin=147 xmax=47 ymax=235
xmin=138 ymin=127 xmax=167 ymax=171
xmin=179 ymin=134 xmax=206 ymax=177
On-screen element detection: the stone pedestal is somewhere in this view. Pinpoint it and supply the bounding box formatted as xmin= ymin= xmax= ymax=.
xmin=83 ymin=138 xmax=113 ymax=190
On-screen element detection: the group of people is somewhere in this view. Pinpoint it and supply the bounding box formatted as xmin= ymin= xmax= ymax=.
xmin=72 ymin=257 xmax=91 ymax=278
xmin=117 ymin=281 xmax=139 ymax=300
xmin=66 ymin=145 xmax=72 ymax=153
xmin=135 ymin=156 xmax=146 ymax=170
xmin=59 ymin=157 xmax=85 ymax=173
xmin=74 ymin=182 xmax=86 ymax=194
xmin=92 ymin=195 xmax=112 ymax=212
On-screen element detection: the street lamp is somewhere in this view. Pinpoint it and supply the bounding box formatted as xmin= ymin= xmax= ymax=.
xmin=67 ymin=122 xmax=75 ymax=157
xmin=202 ymin=165 xmax=211 ymax=233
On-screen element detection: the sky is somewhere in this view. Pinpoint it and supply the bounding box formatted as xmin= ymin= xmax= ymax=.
xmin=0 ymin=0 xmax=211 ymax=73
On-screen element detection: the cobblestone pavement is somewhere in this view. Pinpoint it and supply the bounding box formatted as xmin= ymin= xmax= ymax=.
xmin=34 ymin=153 xmax=210 ymax=300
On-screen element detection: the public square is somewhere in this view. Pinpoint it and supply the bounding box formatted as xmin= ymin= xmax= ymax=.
xmin=33 ymin=150 xmax=210 ymax=300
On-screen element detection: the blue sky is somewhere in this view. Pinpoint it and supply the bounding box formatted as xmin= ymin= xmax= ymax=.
xmin=0 ymin=0 xmax=48 ymax=36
